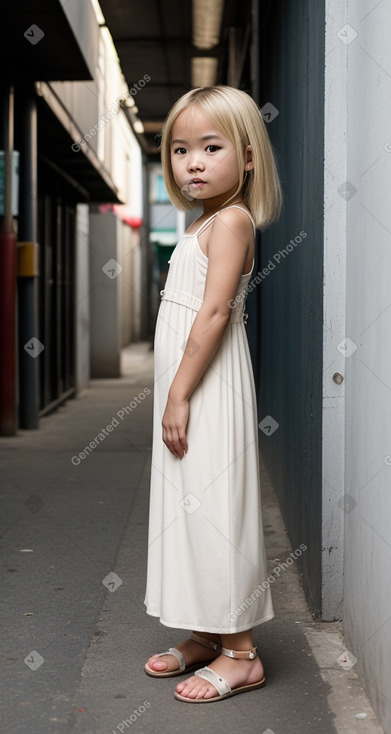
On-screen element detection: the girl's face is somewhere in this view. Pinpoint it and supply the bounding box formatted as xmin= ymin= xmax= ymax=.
xmin=170 ymin=106 xmax=241 ymax=209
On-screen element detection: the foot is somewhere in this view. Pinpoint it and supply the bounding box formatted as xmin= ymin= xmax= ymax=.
xmin=146 ymin=633 xmax=221 ymax=674
xmin=175 ymin=653 xmax=264 ymax=700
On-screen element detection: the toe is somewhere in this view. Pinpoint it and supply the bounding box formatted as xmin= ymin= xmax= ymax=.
xmin=203 ymin=684 xmax=218 ymax=699
xmin=185 ymin=683 xmax=203 ymax=699
xmin=147 ymin=655 xmax=178 ymax=673
xmin=150 ymin=660 xmax=168 ymax=671
xmin=195 ymin=684 xmax=211 ymax=700
xmin=176 ymin=676 xmax=218 ymax=700
xmin=147 ymin=655 xmax=176 ymax=672
xmin=176 ymin=675 xmax=199 ymax=698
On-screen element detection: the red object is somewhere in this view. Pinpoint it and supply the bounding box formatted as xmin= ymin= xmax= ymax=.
xmin=99 ymin=204 xmax=143 ymax=229
xmin=113 ymin=205 xmax=142 ymax=228
xmin=125 ymin=216 xmax=142 ymax=228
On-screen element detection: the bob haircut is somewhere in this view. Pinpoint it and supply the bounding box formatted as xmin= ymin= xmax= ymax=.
xmin=160 ymin=85 xmax=283 ymax=229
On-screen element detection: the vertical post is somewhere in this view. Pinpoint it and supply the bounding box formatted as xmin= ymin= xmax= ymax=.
xmin=17 ymin=85 xmax=40 ymax=428
xmin=228 ymin=27 xmax=238 ymax=87
xmin=246 ymin=0 xmax=261 ymax=394
xmin=0 ymin=84 xmax=17 ymax=435
xmin=251 ymin=0 xmax=260 ymax=104
xmin=140 ymin=155 xmax=152 ymax=338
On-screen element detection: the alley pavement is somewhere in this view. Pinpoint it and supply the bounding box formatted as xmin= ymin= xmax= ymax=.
xmin=0 ymin=343 xmax=384 ymax=734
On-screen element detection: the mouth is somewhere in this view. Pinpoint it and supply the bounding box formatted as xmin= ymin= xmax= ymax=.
xmin=188 ymin=178 xmax=206 ymax=185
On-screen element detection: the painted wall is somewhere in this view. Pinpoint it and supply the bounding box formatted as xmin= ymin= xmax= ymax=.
xmin=254 ymin=0 xmax=391 ymax=726
xmin=119 ymin=224 xmax=142 ymax=347
xmin=89 ymin=210 xmax=142 ymax=377
xmin=340 ymin=0 xmax=391 ymax=729
xmin=89 ymin=211 xmax=121 ymax=378
xmin=252 ymin=0 xmax=325 ymax=615
xmin=75 ymin=204 xmax=90 ymax=393
xmin=321 ymin=0 xmax=348 ymax=623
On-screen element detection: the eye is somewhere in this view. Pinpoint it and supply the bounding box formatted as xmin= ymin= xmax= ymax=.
xmin=173 ymin=147 xmax=187 ymax=155
xmin=206 ymin=145 xmax=221 ymax=153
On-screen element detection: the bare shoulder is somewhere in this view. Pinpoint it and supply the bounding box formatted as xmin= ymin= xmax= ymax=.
xmin=199 ymin=205 xmax=254 ymax=261
xmin=212 ymin=206 xmax=254 ymax=240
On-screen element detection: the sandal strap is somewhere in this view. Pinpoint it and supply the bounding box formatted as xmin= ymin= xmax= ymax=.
xmin=154 ymin=647 xmax=185 ymax=671
xmin=221 ymin=645 xmax=257 ymax=660
xmin=190 ymin=632 xmax=221 ymax=653
xmin=194 ymin=666 xmax=231 ymax=696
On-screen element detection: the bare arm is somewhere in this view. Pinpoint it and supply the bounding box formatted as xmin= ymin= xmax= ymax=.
xmin=162 ymin=209 xmax=253 ymax=458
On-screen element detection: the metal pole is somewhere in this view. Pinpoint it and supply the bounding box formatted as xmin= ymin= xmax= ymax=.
xmin=0 ymin=84 xmax=17 ymax=435
xmin=18 ymin=85 xmax=40 ymax=429
xmin=251 ymin=0 xmax=260 ymax=104
xmin=140 ymin=154 xmax=152 ymax=339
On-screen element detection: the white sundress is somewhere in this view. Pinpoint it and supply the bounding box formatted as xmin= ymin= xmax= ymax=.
xmin=144 ymin=205 xmax=274 ymax=633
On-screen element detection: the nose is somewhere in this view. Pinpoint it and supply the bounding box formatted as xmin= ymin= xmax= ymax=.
xmin=187 ymin=152 xmax=204 ymax=173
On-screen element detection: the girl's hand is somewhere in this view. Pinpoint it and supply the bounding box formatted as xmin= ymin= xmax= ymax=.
xmin=162 ymin=392 xmax=189 ymax=459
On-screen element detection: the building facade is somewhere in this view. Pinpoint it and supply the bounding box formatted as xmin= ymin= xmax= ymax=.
xmin=0 ymin=0 xmax=145 ymax=433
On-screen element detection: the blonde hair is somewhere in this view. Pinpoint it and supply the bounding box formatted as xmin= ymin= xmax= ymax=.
xmin=160 ymin=85 xmax=283 ymax=229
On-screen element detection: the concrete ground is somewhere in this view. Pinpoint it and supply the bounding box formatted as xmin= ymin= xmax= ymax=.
xmin=0 ymin=342 xmax=384 ymax=734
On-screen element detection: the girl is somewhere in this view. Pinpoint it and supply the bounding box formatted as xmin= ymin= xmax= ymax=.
xmin=144 ymin=85 xmax=282 ymax=703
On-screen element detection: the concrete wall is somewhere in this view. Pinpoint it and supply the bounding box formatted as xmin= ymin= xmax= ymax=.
xmin=89 ymin=210 xmax=142 ymax=377
xmin=75 ymin=204 xmax=90 ymax=392
xmin=339 ymin=0 xmax=391 ymax=729
xmin=119 ymin=224 xmax=141 ymax=347
xmin=251 ymin=1 xmax=391 ymax=726
xmin=89 ymin=211 xmax=121 ymax=377
xmin=321 ymin=0 xmax=348 ymax=623
xmin=254 ymin=0 xmax=325 ymax=616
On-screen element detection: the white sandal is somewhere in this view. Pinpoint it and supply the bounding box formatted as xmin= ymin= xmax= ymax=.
xmin=144 ymin=632 xmax=221 ymax=678
xmin=173 ymin=645 xmax=266 ymax=702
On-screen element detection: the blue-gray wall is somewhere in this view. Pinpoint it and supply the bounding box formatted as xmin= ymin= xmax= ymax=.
xmin=248 ymin=0 xmax=325 ymax=615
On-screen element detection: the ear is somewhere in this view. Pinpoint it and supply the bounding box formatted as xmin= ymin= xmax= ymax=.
xmin=244 ymin=145 xmax=254 ymax=172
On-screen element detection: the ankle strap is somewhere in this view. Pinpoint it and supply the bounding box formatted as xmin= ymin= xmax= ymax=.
xmin=221 ymin=645 xmax=257 ymax=660
xmin=190 ymin=632 xmax=221 ymax=652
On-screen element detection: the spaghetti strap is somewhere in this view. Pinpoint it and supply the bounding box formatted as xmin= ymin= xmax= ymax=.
xmin=223 ymin=205 xmax=256 ymax=232
xmin=194 ymin=212 xmax=219 ymax=237
xmin=195 ymin=205 xmax=255 ymax=237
